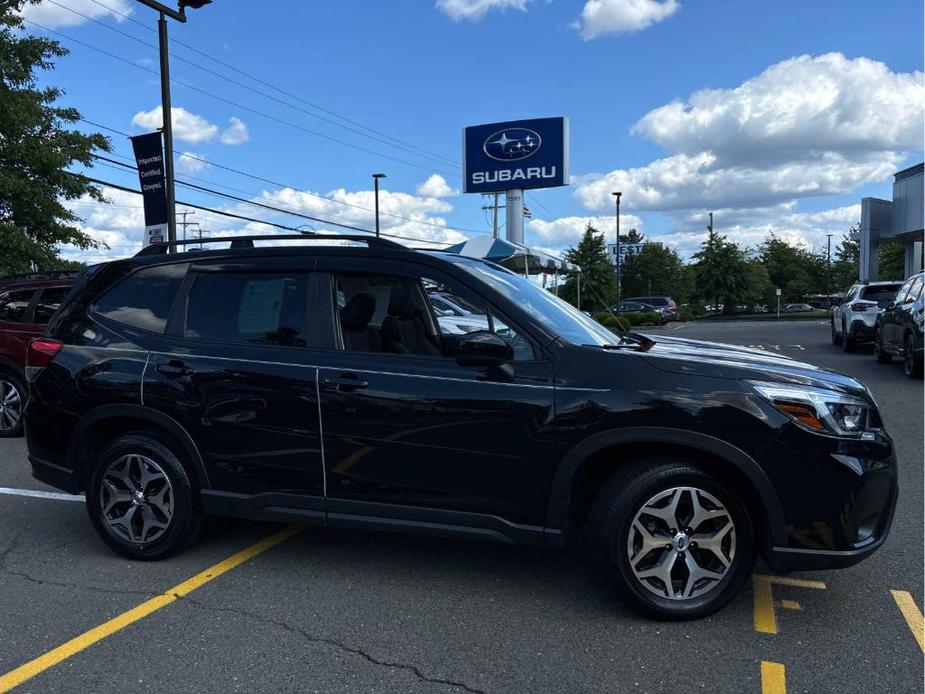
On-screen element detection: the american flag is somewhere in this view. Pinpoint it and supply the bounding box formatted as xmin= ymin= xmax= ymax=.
xmin=522 ymin=204 xmax=533 ymax=219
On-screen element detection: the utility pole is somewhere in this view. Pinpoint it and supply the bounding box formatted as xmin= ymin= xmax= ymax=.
xmin=372 ymin=173 xmax=386 ymax=237
xmin=612 ymin=192 xmax=622 ymax=309
xmin=482 ymin=193 xmax=503 ymax=239
xmin=134 ymin=0 xmax=212 ymax=251
xmin=177 ymin=209 xmax=195 ymax=241
xmin=708 ymin=211 xmax=714 ymax=235
xmin=826 ymin=233 xmax=833 ymax=309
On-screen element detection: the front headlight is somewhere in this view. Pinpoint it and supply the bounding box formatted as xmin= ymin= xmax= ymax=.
xmin=748 ymin=380 xmax=875 ymax=438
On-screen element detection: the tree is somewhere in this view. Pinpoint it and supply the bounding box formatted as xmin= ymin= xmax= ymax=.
xmin=879 ymin=241 xmax=906 ymax=280
xmin=621 ymin=243 xmax=688 ymax=301
xmin=557 ymin=223 xmax=617 ymax=311
xmin=831 ymin=231 xmax=860 ymax=291
xmin=691 ymin=228 xmax=753 ymax=313
xmin=623 ymin=228 xmax=645 ymax=244
xmin=757 ymin=235 xmax=825 ymax=304
xmin=0 ymin=0 xmax=110 ymax=275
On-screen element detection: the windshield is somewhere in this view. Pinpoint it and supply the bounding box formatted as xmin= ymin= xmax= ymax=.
xmin=453 ymin=258 xmax=619 ymax=346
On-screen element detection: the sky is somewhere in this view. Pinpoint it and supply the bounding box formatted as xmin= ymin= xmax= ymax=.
xmin=16 ymin=0 xmax=925 ymax=263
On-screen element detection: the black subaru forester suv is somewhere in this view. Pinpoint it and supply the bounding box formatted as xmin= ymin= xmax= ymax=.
xmin=24 ymin=235 xmax=897 ymax=620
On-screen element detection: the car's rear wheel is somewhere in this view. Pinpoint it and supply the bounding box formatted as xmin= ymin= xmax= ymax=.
xmin=85 ymin=434 xmax=202 ymax=560
xmin=841 ymin=320 xmax=854 ymax=352
xmin=587 ymin=459 xmax=754 ymax=620
xmin=831 ymin=319 xmax=843 ymax=346
xmin=0 ymin=371 xmax=26 ymax=438
xmin=904 ymin=333 xmax=923 ymax=379
xmin=874 ymin=329 xmax=892 ymax=364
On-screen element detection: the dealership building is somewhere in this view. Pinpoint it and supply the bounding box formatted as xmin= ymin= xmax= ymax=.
xmin=859 ymin=162 xmax=924 ymax=281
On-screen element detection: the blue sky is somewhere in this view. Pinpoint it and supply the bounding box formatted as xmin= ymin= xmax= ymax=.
xmin=18 ymin=0 xmax=925 ymax=260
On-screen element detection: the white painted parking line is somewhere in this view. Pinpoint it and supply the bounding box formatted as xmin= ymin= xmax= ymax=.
xmin=0 ymin=487 xmax=84 ymax=502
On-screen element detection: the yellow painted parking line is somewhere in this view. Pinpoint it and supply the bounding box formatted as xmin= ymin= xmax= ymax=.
xmin=779 ymin=599 xmax=801 ymax=611
xmin=891 ymin=590 xmax=924 ymax=652
xmin=761 ymin=661 xmax=787 ymax=694
xmin=0 ymin=525 xmax=300 ymax=693
xmin=753 ymin=574 xmax=826 ymax=635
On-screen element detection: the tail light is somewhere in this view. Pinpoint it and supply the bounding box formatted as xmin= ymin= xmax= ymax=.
xmin=27 ymin=338 xmax=63 ymax=368
xmin=851 ymin=302 xmax=875 ymax=312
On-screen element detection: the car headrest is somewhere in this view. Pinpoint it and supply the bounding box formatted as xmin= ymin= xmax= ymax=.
xmin=340 ymin=293 xmax=376 ymax=332
xmin=388 ymin=281 xmax=420 ymax=318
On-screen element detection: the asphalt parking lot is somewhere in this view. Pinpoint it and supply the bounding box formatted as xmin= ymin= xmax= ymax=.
xmin=0 ymin=320 xmax=921 ymax=694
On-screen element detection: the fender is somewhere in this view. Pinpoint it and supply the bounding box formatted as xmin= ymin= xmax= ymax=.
xmin=67 ymin=404 xmax=211 ymax=489
xmin=544 ymin=426 xmax=787 ymax=547
xmin=0 ymin=355 xmax=25 ymax=378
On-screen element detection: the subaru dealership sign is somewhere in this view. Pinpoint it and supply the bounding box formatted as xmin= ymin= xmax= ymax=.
xmin=463 ymin=117 xmax=569 ymax=194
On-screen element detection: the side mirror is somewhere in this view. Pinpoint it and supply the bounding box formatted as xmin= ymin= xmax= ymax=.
xmin=454 ymin=330 xmax=513 ymax=367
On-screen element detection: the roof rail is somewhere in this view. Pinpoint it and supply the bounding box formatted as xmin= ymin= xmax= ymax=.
xmin=134 ymin=234 xmax=405 ymax=257
xmin=0 ymin=270 xmax=79 ymax=284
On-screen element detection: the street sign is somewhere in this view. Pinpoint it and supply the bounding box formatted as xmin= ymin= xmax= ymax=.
xmin=462 ymin=117 xmax=569 ymax=194
xmin=776 ymin=288 xmax=782 ymax=296
xmin=130 ymin=132 xmax=169 ymax=247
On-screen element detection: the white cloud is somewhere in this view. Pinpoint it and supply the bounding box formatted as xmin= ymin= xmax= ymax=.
xmin=576 ymin=0 xmax=679 ymax=39
xmin=132 ymin=106 xmax=219 ymax=145
xmin=574 ymin=54 xmax=921 ymax=216
xmin=19 ymin=0 xmax=133 ymax=28
xmin=528 ymin=214 xmax=643 ymax=249
xmin=220 ymin=117 xmax=250 ymax=145
xmin=436 ymin=0 xmax=530 ymax=21
xmin=633 ymin=53 xmax=925 ymax=164
xmin=416 ymin=174 xmax=458 ymax=198
xmin=176 ymin=152 xmax=210 ymax=175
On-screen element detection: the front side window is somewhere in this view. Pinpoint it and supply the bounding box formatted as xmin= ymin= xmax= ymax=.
xmin=334 ymin=272 xmax=535 ymax=361
xmin=891 ymin=278 xmax=916 ymax=305
xmin=0 ymin=289 xmax=35 ymax=323
xmin=905 ymin=275 xmax=924 ymax=302
xmin=94 ymin=263 xmax=187 ymax=333
xmin=185 ymin=272 xmax=308 ymax=347
xmin=33 ymin=286 xmax=72 ymax=325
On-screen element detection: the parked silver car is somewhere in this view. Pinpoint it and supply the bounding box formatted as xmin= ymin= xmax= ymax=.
xmin=831 ymin=281 xmax=904 ymax=352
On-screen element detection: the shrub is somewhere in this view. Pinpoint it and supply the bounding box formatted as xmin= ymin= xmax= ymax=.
xmin=677 ymin=306 xmax=697 ymax=322
xmin=619 ymin=311 xmax=661 ymax=326
xmin=593 ymin=312 xmax=630 ymax=332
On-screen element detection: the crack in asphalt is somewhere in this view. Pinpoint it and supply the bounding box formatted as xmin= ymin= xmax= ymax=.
xmin=180 ymin=597 xmax=488 ymax=694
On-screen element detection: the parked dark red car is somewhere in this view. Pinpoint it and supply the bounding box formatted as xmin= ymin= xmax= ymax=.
xmin=0 ymin=272 xmax=76 ymax=436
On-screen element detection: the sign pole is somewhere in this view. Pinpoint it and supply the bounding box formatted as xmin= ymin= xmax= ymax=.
xmin=505 ymin=189 xmax=524 ymax=245
xmin=158 ymin=13 xmax=177 ymax=249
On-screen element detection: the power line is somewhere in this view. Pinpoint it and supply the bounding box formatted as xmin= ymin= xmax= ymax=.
xmin=84 ymin=0 xmax=460 ymax=168
xmin=80 ymin=118 xmax=486 ymax=235
xmin=46 ymin=0 xmax=459 ymax=169
xmin=22 ymin=17 xmax=459 ymax=178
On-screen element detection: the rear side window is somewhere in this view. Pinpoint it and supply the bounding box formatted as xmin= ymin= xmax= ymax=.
xmin=33 ymin=286 xmax=72 ymax=325
xmin=0 ymin=289 xmax=36 ymax=323
xmin=185 ymin=273 xmax=308 ymax=347
xmin=94 ymin=264 xmax=187 ymax=333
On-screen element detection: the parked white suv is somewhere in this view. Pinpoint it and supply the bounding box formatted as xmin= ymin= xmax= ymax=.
xmin=832 ymin=281 xmax=903 ymax=352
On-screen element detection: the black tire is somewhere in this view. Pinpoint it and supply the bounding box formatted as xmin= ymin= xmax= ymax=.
xmin=0 ymin=369 xmax=26 ymax=438
xmin=904 ymin=333 xmax=923 ymax=379
xmin=85 ymin=433 xmax=202 ymax=560
xmin=586 ymin=459 xmax=754 ymax=621
xmin=874 ymin=329 xmax=892 ymax=364
xmin=841 ymin=320 xmax=854 ymax=352
xmin=831 ymin=319 xmax=843 ymax=346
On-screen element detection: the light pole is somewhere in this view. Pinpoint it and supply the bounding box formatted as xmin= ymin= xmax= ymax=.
xmin=372 ymin=173 xmax=386 ymax=237
xmin=612 ymin=191 xmax=622 ymax=309
xmin=826 ymin=233 xmax=833 ymax=308
xmin=134 ymin=0 xmax=211 ymax=249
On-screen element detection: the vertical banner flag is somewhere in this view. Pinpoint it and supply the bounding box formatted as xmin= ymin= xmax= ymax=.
xmin=130 ymin=132 xmax=168 ymax=247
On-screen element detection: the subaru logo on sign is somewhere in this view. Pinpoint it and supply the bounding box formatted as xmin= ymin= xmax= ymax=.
xmin=483 ymin=128 xmax=542 ymax=161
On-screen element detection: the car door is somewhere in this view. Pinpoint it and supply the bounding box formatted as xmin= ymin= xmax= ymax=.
xmin=144 ymin=259 xmax=326 ymax=517
xmin=0 ymin=288 xmax=40 ymax=373
xmin=315 ymin=256 xmax=556 ymax=543
xmin=882 ymin=278 xmax=914 ymax=349
xmin=894 ymin=275 xmax=924 ymax=347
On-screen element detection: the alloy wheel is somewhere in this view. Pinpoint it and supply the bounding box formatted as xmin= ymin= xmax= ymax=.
xmin=0 ymin=379 xmax=23 ymax=432
xmin=626 ymin=486 xmax=736 ymax=601
xmin=99 ymin=454 xmax=174 ymax=544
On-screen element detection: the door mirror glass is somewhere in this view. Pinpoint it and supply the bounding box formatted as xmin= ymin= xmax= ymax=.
xmin=454 ymin=330 xmax=513 ymax=367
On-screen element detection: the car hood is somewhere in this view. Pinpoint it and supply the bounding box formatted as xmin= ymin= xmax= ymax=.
xmin=636 ymin=333 xmax=869 ymax=397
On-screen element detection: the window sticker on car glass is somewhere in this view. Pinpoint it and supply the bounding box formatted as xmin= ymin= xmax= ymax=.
xmin=238 ymin=279 xmax=284 ymax=334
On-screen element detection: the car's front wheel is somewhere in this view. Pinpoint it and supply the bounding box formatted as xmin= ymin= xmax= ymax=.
xmin=85 ymin=434 xmax=202 ymax=560
xmin=587 ymin=459 xmax=754 ymax=620
xmin=904 ymin=333 xmax=923 ymax=379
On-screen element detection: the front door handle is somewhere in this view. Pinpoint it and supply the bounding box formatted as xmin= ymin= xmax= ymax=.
xmin=157 ymin=360 xmax=192 ymax=378
xmin=321 ymin=373 xmax=369 ymax=392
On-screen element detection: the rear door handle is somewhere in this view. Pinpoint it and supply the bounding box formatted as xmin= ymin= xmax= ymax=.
xmin=157 ymin=360 xmax=192 ymax=378
xmin=321 ymin=373 xmax=368 ymax=392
